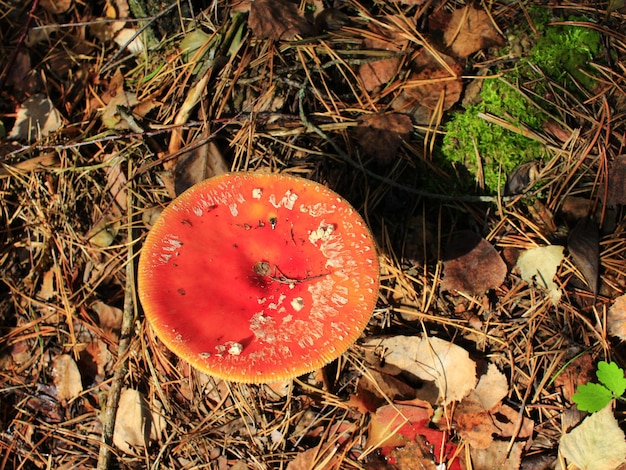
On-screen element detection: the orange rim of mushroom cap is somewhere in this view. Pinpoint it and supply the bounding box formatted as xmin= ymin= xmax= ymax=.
xmin=138 ymin=172 xmax=379 ymax=383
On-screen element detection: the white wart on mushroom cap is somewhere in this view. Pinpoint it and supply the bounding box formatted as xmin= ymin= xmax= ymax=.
xmin=138 ymin=173 xmax=379 ymax=383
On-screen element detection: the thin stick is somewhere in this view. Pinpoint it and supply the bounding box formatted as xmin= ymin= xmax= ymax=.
xmin=96 ymin=164 xmax=137 ymax=470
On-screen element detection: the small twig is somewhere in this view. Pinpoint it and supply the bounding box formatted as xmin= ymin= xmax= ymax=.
xmin=96 ymin=164 xmax=137 ymax=470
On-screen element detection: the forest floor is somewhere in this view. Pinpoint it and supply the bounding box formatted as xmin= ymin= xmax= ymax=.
xmin=1 ymin=0 xmax=626 ymax=469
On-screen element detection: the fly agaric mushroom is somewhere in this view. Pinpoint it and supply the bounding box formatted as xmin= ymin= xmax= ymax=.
xmin=138 ymin=173 xmax=379 ymax=383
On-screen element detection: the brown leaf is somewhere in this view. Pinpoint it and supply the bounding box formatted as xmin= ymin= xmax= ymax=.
xmin=470 ymin=440 xmax=525 ymax=470
xmin=350 ymin=369 xmax=417 ymax=412
xmin=8 ymin=94 xmax=64 ymax=142
xmin=52 ymin=354 xmax=83 ymax=402
xmin=358 ymin=20 xmax=409 ymax=91
xmin=387 ymin=440 xmax=438 ymax=470
xmin=606 ymin=155 xmax=626 ymax=207
xmin=430 ymin=6 xmax=504 ymax=59
xmin=363 ymin=335 xmax=477 ymax=405
xmin=249 ymin=0 xmax=314 ymax=41
xmin=455 ymin=400 xmax=533 ymax=449
xmin=568 ymin=217 xmax=599 ymax=295
xmin=441 ymin=230 xmax=507 ymax=295
xmin=560 ymin=196 xmax=592 ymax=224
xmin=504 ymin=161 xmax=539 ymax=195
xmin=287 ymin=447 xmax=341 ymax=470
xmin=391 ymin=50 xmax=463 ymax=114
xmin=553 ymin=354 xmax=595 ymax=401
xmin=113 ymin=389 xmax=165 ymax=454
xmin=91 ymin=300 xmax=123 ymax=336
xmin=78 ymin=340 xmax=112 ymax=381
xmin=473 ymin=363 xmax=508 ymax=411
xmin=608 ymin=294 xmax=626 ymax=340
xmin=174 ymin=140 xmax=229 ymax=196
xmin=353 ymin=113 xmax=413 ymax=166
xmin=36 ymin=268 xmax=56 ymax=301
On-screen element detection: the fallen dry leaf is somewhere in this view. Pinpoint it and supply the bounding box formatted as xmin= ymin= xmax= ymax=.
xmin=91 ymin=300 xmax=123 ymax=335
xmin=430 ymin=5 xmax=504 ymax=59
xmin=113 ymin=389 xmax=165 ymax=455
xmin=391 ymin=50 xmax=463 ymax=116
xmin=174 ymin=140 xmax=229 ymax=195
xmin=368 ymin=402 xmax=461 ymax=470
xmin=454 ymin=400 xmax=533 ymax=449
xmin=351 ymin=369 xmax=417 ymax=413
xmin=364 ymin=335 xmax=477 ymax=405
xmin=608 ymin=294 xmax=626 ymax=340
xmin=78 ymin=340 xmax=112 ymax=381
xmin=86 ymin=215 xmax=120 ymax=248
xmin=249 ymin=0 xmax=314 ymax=41
xmin=353 ymin=113 xmax=413 ymax=166
xmin=559 ymin=404 xmax=626 ymax=470
xmin=9 ymin=94 xmax=64 ymax=142
xmin=104 ymin=153 xmax=128 ymax=213
xmin=52 ymin=354 xmax=83 ymax=402
xmin=36 ymin=268 xmax=56 ymax=301
xmin=560 ymin=196 xmax=592 ymax=225
xmin=554 ymin=354 xmax=595 ymax=401
xmin=287 ymin=447 xmax=340 ymax=470
xmin=568 ymin=217 xmax=599 ymax=295
xmin=441 ymin=230 xmax=507 ymax=295
xmin=358 ymin=20 xmax=409 ymax=91
xmin=470 ymin=440 xmax=525 ymax=470
xmin=505 ymin=161 xmax=540 ymax=195
xmin=473 ymin=362 xmax=508 ymax=410
xmin=516 ymin=245 xmax=564 ymax=304
xmin=366 ymin=400 xmax=433 ymax=449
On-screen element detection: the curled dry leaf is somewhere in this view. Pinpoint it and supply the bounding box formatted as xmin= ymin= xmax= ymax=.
xmin=430 ymin=5 xmax=504 ymax=59
xmin=607 ymin=294 xmax=626 ymax=340
xmin=249 ymin=0 xmax=314 ymax=41
xmin=113 ymin=389 xmax=165 ymax=455
xmin=559 ymin=404 xmax=626 ymax=470
xmin=516 ymin=245 xmax=564 ymax=304
xmin=353 ymin=113 xmax=413 ymax=166
xmin=52 ymin=354 xmax=83 ymax=402
xmin=441 ymin=230 xmax=507 ymax=296
xmin=363 ymin=335 xmax=477 ymax=405
xmin=567 ymin=217 xmax=599 ymax=295
xmin=504 ymin=161 xmax=540 ymax=195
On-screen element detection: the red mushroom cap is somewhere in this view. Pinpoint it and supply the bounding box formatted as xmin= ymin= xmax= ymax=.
xmin=138 ymin=173 xmax=379 ymax=383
